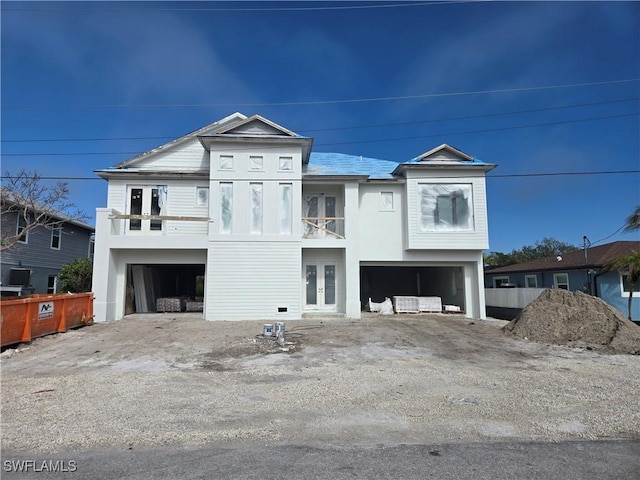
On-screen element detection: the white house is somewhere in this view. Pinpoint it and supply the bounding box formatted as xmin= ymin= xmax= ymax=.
xmin=92 ymin=113 xmax=496 ymax=322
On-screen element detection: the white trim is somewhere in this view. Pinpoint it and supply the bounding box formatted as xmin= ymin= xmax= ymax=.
xmin=620 ymin=273 xmax=640 ymax=298
xmin=50 ymin=227 xmax=62 ymax=250
xmin=16 ymin=214 xmax=28 ymax=244
xmin=493 ymin=276 xmax=509 ymax=288
xmin=553 ymin=273 xmax=569 ymax=290
xmin=524 ymin=274 xmax=537 ymax=288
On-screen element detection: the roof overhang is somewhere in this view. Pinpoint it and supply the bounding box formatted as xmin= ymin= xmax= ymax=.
xmin=198 ymin=135 xmax=313 ymax=164
xmin=392 ymin=162 xmax=497 ymax=176
xmin=95 ymin=170 xmax=210 ymax=180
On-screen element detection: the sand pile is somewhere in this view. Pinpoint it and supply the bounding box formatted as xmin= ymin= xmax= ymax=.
xmin=503 ymin=289 xmax=640 ymax=355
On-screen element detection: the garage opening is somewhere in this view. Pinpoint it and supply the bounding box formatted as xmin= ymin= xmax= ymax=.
xmin=125 ymin=264 xmax=205 ymax=314
xmin=360 ymin=265 xmax=465 ymax=312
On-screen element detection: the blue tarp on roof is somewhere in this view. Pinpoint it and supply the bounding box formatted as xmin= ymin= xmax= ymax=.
xmin=305 ymin=152 xmax=399 ymax=179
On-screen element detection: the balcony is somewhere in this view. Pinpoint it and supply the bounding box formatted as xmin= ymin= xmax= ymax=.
xmin=302 ymin=217 xmax=345 ymax=239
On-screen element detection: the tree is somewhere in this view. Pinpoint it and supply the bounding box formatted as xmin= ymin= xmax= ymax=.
xmin=484 ymin=237 xmax=578 ymax=267
xmin=605 ymin=250 xmax=640 ymax=321
xmin=623 ymin=205 xmax=640 ymax=233
xmin=57 ymin=258 xmax=93 ymax=293
xmin=1 ymin=170 xmax=87 ymax=252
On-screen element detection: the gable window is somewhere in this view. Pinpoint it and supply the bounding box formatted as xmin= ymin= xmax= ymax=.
xmin=279 ymin=156 xmax=293 ymax=171
xmin=493 ymin=276 xmax=510 ymax=288
xmin=50 ymin=227 xmax=62 ymax=250
xmin=380 ymin=192 xmax=394 ymax=211
xmin=250 ymin=183 xmax=263 ymax=234
xmin=219 ymin=155 xmax=234 ymax=170
xmin=418 ymin=184 xmax=473 ymax=232
xmin=249 ymin=156 xmax=264 ymax=171
xmin=220 ymin=183 xmax=233 ymax=234
xmin=525 ymin=275 xmax=538 ymax=288
xmin=16 ymin=214 xmax=28 ymax=243
xmin=621 ymin=274 xmax=640 ymax=297
xmin=196 ymin=187 xmax=209 ymax=206
xmin=554 ymin=273 xmax=569 ymax=290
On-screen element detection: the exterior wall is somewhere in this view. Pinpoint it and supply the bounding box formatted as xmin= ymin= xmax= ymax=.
xmin=129 ymin=138 xmax=209 ymax=171
xmin=358 ymin=183 xmax=405 ymax=261
xmin=485 ymin=270 xmax=592 ymax=292
xmin=1 ymin=212 xmax=93 ymax=293
xmin=405 ymin=170 xmax=489 ymax=250
xmin=206 ymin=241 xmax=301 ymax=320
xmin=597 ymin=271 xmax=640 ymax=321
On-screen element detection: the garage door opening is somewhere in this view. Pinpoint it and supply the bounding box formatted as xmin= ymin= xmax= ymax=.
xmin=360 ymin=265 xmax=465 ymax=312
xmin=125 ymin=264 xmax=205 ymax=314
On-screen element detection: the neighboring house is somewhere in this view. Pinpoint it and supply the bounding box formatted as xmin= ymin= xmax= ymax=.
xmin=92 ymin=113 xmax=496 ymax=323
xmin=484 ymin=240 xmax=640 ymax=320
xmin=0 ymin=206 xmax=95 ymax=296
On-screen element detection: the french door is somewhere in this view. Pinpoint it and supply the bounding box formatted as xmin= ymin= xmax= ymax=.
xmin=303 ymin=194 xmax=338 ymax=238
xmin=304 ymin=263 xmax=337 ymax=310
xmin=127 ymin=186 xmax=163 ymax=233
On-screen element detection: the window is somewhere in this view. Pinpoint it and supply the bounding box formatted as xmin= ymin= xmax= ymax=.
xmin=47 ymin=275 xmax=57 ymax=294
xmin=493 ymin=276 xmax=510 ymax=288
xmin=525 ymin=275 xmax=538 ymax=288
xmin=554 ymin=273 xmax=569 ymax=290
xmin=279 ymin=156 xmax=293 ymax=171
xmin=249 ymin=156 xmax=264 ymax=171
xmin=621 ymin=274 xmax=640 ymax=297
xmin=16 ymin=214 xmax=28 ymax=243
xmin=249 ymin=183 xmax=263 ymax=234
xmin=418 ymin=184 xmax=473 ymax=231
xmin=380 ymin=192 xmax=394 ymax=211
xmin=220 ymin=183 xmax=233 ymax=234
xmin=196 ymin=187 xmax=209 ymax=206
xmin=50 ymin=227 xmax=61 ymax=250
xmin=279 ymin=183 xmax=292 ymax=234
xmin=219 ymin=155 xmax=234 ymax=170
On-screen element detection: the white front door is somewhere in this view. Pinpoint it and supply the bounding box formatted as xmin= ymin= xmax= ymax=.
xmin=304 ymin=263 xmax=337 ymax=310
xmin=127 ymin=186 xmax=164 ymax=234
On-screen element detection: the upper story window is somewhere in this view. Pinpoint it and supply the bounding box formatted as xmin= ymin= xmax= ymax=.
xmin=50 ymin=227 xmax=61 ymax=250
xmin=16 ymin=214 xmax=28 ymax=243
xmin=196 ymin=187 xmax=209 ymax=206
xmin=219 ymin=155 xmax=234 ymax=170
xmin=279 ymin=183 xmax=292 ymax=235
xmin=249 ymin=156 xmax=264 ymax=171
xmin=418 ymin=184 xmax=473 ymax=232
xmin=219 ymin=183 xmax=233 ymax=234
xmin=279 ymin=156 xmax=293 ymax=171
xmin=249 ymin=183 xmax=263 ymax=234
xmin=380 ymin=192 xmax=394 ymax=211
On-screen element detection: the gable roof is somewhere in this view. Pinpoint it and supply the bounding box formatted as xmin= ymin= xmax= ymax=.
xmin=487 ymin=241 xmax=640 ymax=274
xmin=113 ymin=112 xmax=247 ymax=169
xmin=1 ymin=192 xmax=95 ymax=231
xmin=392 ymin=143 xmax=496 ymax=176
xmin=416 ymin=143 xmax=475 ymax=162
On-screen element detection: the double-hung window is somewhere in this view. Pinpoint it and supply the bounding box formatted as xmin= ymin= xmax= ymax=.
xmin=51 ymin=227 xmax=61 ymax=250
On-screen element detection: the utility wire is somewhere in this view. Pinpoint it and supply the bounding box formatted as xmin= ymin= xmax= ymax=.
xmin=3 ymin=97 xmax=637 ymax=143
xmin=3 ymin=171 xmax=638 ymax=182
xmin=3 ymin=111 xmax=637 ymax=157
xmin=3 ymin=79 xmax=638 ymax=109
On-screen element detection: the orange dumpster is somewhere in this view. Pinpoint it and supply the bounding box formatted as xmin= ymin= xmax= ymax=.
xmin=1 ymin=293 xmax=94 ymax=348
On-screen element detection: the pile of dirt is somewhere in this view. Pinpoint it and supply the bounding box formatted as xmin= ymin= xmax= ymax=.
xmin=503 ymin=289 xmax=640 ymax=355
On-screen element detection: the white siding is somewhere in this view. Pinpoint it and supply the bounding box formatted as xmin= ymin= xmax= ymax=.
xmin=206 ymin=242 xmax=301 ymax=320
xmin=405 ymin=171 xmax=489 ymax=250
xmin=132 ymin=138 xmax=208 ymax=171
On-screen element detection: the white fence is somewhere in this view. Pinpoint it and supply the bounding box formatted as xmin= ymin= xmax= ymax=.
xmin=484 ymin=288 xmax=546 ymax=309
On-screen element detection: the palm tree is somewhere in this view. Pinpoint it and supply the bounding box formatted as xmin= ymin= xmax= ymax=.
xmin=623 ymin=205 xmax=640 ymax=233
xmin=605 ymin=250 xmax=640 ymax=320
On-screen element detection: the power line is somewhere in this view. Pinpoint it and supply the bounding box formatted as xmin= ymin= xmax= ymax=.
xmin=2 ymin=170 xmax=638 ymax=182
xmin=3 ymin=97 xmax=636 ymax=144
xmin=3 ymin=79 xmax=638 ymax=109
xmin=2 ymin=1 xmax=465 ymax=13
xmin=3 ymin=111 xmax=637 ymax=157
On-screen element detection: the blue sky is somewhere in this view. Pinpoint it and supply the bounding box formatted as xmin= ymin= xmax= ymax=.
xmin=2 ymin=1 xmax=639 ymax=254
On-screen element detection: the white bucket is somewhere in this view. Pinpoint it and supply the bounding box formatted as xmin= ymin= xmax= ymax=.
xmin=274 ymin=322 xmax=285 ymax=337
xmin=263 ymin=324 xmax=273 ymax=337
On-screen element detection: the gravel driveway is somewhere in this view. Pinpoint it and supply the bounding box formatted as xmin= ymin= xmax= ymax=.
xmin=2 ymin=313 xmax=639 ymax=454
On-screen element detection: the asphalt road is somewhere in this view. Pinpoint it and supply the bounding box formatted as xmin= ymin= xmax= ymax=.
xmin=2 ymin=440 xmax=639 ymax=480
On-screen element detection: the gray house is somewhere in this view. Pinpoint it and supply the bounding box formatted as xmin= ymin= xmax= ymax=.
xmin=1 ymin=207 xmax=94 ymax=296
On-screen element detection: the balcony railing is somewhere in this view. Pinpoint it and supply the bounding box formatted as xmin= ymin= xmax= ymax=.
xmin=302 ymin=217 xmax=345 ymax=239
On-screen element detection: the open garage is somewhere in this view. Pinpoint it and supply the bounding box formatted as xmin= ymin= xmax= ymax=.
xmin=360 ymin=265 xmax=466 ymax=312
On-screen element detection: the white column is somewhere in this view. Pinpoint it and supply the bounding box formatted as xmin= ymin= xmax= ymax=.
xmin=92 ymin=208 xmax=115 ymax=322
xmin=344 ymin=182 xmax=361 ymax=319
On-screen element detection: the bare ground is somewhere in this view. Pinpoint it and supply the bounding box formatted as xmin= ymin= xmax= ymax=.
xmin=1 ymin=313 xmax=639 ymax=454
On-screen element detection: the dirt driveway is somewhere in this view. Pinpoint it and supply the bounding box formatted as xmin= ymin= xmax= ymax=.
xmin=2 ymin=313 xmax=639 ymax=453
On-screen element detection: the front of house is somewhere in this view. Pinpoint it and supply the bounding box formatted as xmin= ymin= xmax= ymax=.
xmin=92 ymin=113 xmax=495 ymax=323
